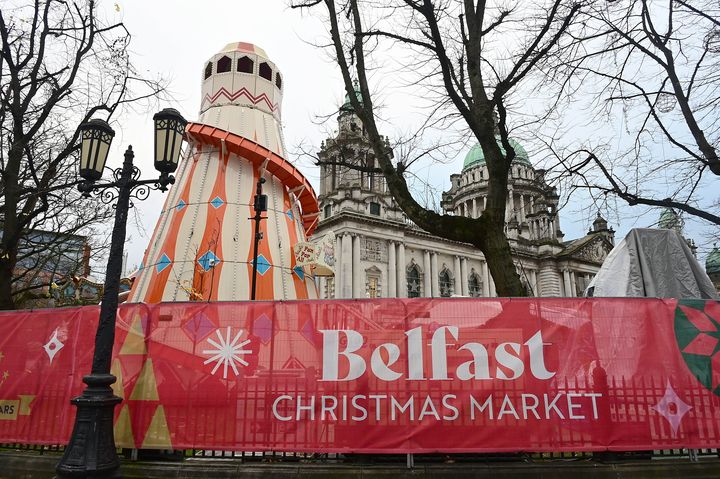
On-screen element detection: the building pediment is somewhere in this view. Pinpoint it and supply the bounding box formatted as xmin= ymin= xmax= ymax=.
xmin=561 ymin=234 xmax=613 ymax=264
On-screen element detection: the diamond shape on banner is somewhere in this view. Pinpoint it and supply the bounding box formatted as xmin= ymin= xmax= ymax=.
xmin=198 ymin=251 xmax=221 ymax=272
xmin=156 ymin=254 xmax=172 ymax=273
xmin=286 ymin=209 xmax=294 ymax=221
xmin=252 ymin=255 xmax=271 ymax=275
xmin=175 ymin=199 xmax=187 ymax=211
xmin=253 ymin=314 xmax=272 ymax=344
xmin=210 ymin=196 xmax=225 ymax=209
xmin=301 ymin=320 xmax=317 ymax=346
xmin=182 ymin=312 xmax=216 ymax=343
xmin=293 ymin=266 xmax=305 ymax=280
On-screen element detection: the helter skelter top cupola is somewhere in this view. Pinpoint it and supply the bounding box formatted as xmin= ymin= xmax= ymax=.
xmin=128 ymin=42 xmax=320 ymax=303
xmin=199 ymin=42 xmax=286 ymax=156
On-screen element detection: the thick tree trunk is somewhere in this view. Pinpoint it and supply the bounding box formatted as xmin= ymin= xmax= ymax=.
xmin=0 ymin=141 xmax=23 ymax=310
xmin=476 ymin=217 xmax=525 ymax=297
xmin=0 ymin=250 xmax=17 ymax=310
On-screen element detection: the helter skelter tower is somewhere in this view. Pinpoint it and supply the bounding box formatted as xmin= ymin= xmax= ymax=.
xmin=128 ymin=42 xmax=320 ymax=302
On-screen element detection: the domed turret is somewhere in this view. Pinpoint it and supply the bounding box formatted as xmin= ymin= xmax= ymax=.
xmin=340 ymin=79 xmax=363 ymax=113
xmin=658 ymin=207 xmax=684 ymax=232
xmin=463 ymin=137 xmax=531 ymax=170
xmin=707 ymin=244 xmax=720 ymax=275
xmin=592 ymin=212 xmax=608 ymax=232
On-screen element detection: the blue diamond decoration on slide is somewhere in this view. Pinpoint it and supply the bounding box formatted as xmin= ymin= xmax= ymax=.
xmin=293 ymin=265 xmax=305 ymax=280
xmin=210 ymin=196 xmax=225 ymax=209
xmin=286 ymin=209 xmax=294 ymax=221
xmin=176 ymin=199 xmax=187 ymax=211
xmin=197 ymin=251 xmax=221 ymax=272
xmin=252 ymin=255 xmax=271 ymax=276
xmin=156 ymin=254 xmax=172 ymax=273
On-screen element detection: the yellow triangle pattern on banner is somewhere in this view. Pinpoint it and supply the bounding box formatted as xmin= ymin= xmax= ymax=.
xmin=129 ymin=358 xmax=159 ymax=401
xmin=110 ymin=358 xmax=124 ymax=399
xmin=120 ymin=313 xmax=147 ymax=355
xmin=114 ymin=404 xmax=134 ymax=448
xmin=141 ymin=405 xmax=172 ymax=449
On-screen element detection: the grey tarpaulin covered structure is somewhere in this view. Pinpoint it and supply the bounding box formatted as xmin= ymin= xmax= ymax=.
xmin=586 ymin=228 xmax=718 ymax=299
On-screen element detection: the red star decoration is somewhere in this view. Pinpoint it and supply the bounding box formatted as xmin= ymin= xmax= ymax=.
xmin=680 ymin=304 xmax=720 ymax=390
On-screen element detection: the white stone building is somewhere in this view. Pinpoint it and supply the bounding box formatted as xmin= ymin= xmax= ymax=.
xmin=311 ymin=90 xmax=615 ymax=299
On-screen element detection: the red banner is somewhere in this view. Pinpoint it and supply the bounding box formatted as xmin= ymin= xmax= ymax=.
xmin=1 ymin=298 xmax=719 ymax=452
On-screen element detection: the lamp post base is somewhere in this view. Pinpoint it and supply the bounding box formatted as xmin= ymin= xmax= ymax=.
xmin=55 ymin=374 xmax=123 ymax=478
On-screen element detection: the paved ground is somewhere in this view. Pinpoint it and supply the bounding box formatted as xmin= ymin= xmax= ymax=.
xmin=2 ymin=451 xmax=720 ymax=479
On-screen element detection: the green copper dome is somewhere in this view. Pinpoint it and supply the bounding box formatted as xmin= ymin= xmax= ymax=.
xmin=341 ymin=80 xmax=363 ymax=112
xmin=707 ymin=245 xmax=720 ymax=275
xmin=463 ymin=137 xmax=531 ymax=170
xmin=658 ymin=208 xmax=683 ymax=231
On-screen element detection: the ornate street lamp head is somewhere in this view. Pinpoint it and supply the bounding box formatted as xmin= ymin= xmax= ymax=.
xmin=153 ymin=108 xmax=187 ymax=175
xmin=78 ymin=118 xmax=115 ymax=183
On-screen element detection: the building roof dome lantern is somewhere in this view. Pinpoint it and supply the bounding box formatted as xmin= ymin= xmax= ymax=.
xmin=340 ymin=79 xmax=363 ymax=113
xmin=658 ymin=207 xmax=684 ymax=232
xmin=462 ymin=136 xmax=532 ymax=170
xmin=593 ymin=212 xmax=608 ymax=232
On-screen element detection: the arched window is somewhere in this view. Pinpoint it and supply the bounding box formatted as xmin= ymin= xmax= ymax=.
xmin=407 ymin=263 xmax=421 ymax=298
xmin=366 ymin=266 xmax=382 ymax=298
xmin=204 ymin=62 xmax=213 ymax=79
xmin=439 ymin=268 xmax=453 ymax=297
xmin=259 ymin=62 xmax=272 ymax=81
xmin=237 ymin=56 xmax=253 ymax=73
xmin=468 ymin=269 xmax=482 ymax=297
xmin=275 ymin=73 xmax=282 ymax=89
xmin=217 ymin=55 xmax=231 ymax=73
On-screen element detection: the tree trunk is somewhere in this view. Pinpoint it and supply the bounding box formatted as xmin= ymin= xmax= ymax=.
xmin=0 ymin=249 xmax=17 ymax=310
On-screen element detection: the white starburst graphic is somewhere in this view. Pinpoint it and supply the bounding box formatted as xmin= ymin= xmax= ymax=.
xmin=202 ymin=327 xmax=252 ymax=379
xmin=43 ymin=328 xmax=64 ymax=364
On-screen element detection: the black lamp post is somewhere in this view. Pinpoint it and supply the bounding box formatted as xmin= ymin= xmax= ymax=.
xmin=250 ymin=176 xmax=268 ymax=301
xmin=55 ymin=108 xmax=187 ymax=478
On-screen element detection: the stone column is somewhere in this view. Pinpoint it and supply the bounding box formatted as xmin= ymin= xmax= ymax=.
xmin=397 ymin=243 xmax=406 ymax=298
xmin=562 ymin=269 xmax=572 ymax=297
xmin=530 ymin=270 xmax=539 ymax=297
xmin=460 ymin=257 xmax=469 ymax=296
xmin=388 ymin=241 xmax=397 ymax=298
xmin=520 ymin=195 xmax=526 ymax=222
xmin=423 ymin=250 xmax=432 ymax=297
xmin=431 ymin=253 xmax=439 ymax=297
xmin=508 ymin=188 xmax=515 ymax=220
xmin=342 ymin=233 xmax=353 ymax=298
xmin=489 ymin=272 xmax=496 ymax=297
xmin=483 ymin=196 xmax=487 ymax=209
xmin=352 ymin=234 xmax=361 ymax=298
xmin=481 ymin=261 xmax=490 ymax=297
xmin=569 ymin=270 xmax=577 ymax=297
xmin=472 ymin=198 xmax=478 ymax=218
xmin=453 ymin=256 xmax=462 ymax=295
xmin=335 ymin=234 xmax=343 ymax=299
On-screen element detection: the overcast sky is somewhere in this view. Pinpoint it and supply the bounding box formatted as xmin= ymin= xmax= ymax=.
xmin=97 ymin=1 xmax=716 ymax=275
